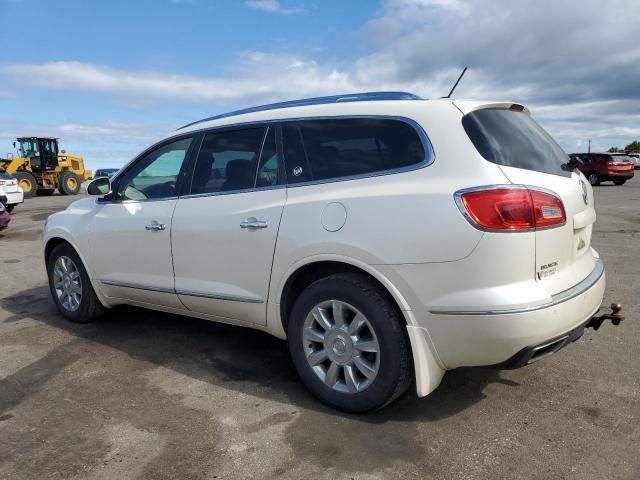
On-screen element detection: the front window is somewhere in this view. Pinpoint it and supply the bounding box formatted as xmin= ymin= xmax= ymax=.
xmin=18 ymin=139 xmax=38 ymax=157
xmin=116 ymin=137 xmax=193 ymax=201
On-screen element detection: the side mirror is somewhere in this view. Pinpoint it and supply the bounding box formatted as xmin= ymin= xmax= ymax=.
xmin=12 ymin=142 xmax=16 ymax=149
xmin=87 ymin=177 xmax=111 ymax=196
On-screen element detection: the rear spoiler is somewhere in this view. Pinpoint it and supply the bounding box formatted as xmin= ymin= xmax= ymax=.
xmin=452 ymin=101 xmax=530 ymax=116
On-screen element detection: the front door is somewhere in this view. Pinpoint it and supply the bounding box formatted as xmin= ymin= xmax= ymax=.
xmin=87 ymin=136 xmax=196 ymax=309
xmin=172 ymin=125 xmax=286 ymax=325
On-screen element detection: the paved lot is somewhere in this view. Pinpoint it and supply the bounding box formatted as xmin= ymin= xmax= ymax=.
xmin=0 ymin=181 xmax=638 ymax=480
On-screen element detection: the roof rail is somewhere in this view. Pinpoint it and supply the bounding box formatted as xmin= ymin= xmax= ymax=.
xmin=177 ymin=91 xmax=423 ymax=130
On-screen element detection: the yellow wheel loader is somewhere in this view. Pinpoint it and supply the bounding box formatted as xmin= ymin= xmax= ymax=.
xmin=0 ymin=137 xmax=92 ymax=198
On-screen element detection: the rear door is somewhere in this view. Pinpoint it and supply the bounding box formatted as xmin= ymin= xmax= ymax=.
xmin=460 ymin=106 xmax=597 ymax=295
xmin=171 ymin=125 xmax=286 ymax=326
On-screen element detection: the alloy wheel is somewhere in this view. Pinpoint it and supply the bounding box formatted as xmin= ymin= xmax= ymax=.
xmin=302 ymin=300 xmax=380 ymax=394
xmin=53 ymin=256 xmax=83 ymax=312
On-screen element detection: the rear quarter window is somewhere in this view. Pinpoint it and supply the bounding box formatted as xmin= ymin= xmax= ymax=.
xmin=282 ymin=118 xmax=429 ymax=184
xmin=462 ymin=109 xmax=571 ymax=177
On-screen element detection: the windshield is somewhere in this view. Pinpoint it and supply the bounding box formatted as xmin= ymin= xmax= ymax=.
xmin=18 ymin=139 xmax=39 ymax=157
xmin=462 ymin=109 xmax=571 ymax=177
xmin=610 ymin=155 xmax=631 ymax=162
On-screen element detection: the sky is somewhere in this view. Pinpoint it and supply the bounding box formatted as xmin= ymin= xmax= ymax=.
xmin=1 ymin=0 xmax=639 ymax=170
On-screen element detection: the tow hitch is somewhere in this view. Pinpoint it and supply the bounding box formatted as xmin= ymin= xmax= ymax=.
xmin=587 ymin=303 xmax=624 ymax=330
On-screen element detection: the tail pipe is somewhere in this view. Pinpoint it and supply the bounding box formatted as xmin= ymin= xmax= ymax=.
xmin=587 ymin=303 xmax=624 ymax=330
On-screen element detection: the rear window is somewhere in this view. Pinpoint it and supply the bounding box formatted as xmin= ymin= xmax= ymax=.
xmin=462 ymin=109 xmax=570 ymax=177
xmin=609 ymin=155 xmax=631 ymax=162
xmin=282 ymin=118 xmax=428 ymax=184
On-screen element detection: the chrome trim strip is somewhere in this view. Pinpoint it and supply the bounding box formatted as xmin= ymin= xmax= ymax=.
xmin=176 ymin=289 xmax=263 ymax=304
xmin=100 ymin=280 xmax=264 ymax=304
xmin=429 ymin=258 xmax=604 ymax=315
xmin=179 ymin=184 xmax=286 ymax=200
xmin=100 ymin=280 xmax=175 ymax=295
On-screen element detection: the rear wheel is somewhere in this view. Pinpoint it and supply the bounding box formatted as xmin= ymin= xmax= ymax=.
xmin=587 ymin=172 xmax=600 ymax=186
xmin=59 ymin=172 xmax=81 ymax=195
xmin=47 ymin=243 xmax=105 ymax=323
xmin=14 ymin=171 xmax=37 ymax=198
xmin=613 ymin=179 xmax=626 ymax=186
xmin=287 ymin=273 xmax=411 ymax=413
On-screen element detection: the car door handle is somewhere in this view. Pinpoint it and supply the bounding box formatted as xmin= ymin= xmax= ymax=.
xmin=240 ymin=219 xmax=268 ymax=229
xmin=145 ymin=222 xmax=166 ymax=231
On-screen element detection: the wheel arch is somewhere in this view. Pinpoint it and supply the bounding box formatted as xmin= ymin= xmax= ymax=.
xmin=275 ymin=256 xmax=446 ymax=397
xmin=44 ymin=234 xmax=111 ymax=309
xmin=277 ymin=257 xmax=412 ymax=334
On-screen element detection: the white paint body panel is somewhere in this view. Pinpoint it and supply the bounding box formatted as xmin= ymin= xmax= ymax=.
xmin=172 ymin=188 xmax=286 ymax=325
xmin=43 ymin=98 xmax=606 ymax=400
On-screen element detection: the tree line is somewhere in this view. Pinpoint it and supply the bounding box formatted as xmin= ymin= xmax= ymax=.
xmin=608 ymin=141 xmax=640 ymax=153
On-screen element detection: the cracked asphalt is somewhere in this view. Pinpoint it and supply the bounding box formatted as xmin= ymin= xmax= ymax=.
xmin=0 ymin=178 xmax=638 ymax=479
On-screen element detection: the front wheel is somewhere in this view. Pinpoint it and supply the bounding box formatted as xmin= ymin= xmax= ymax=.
xmin=47 ymin=243 xmax=105 ymax=323
xmin=613 ymin=179 xmax=626 ymax=185
xmin=288 ymin=273 xmax=411 ymax=413
xmin=6 ymin=204 xmax=15 ymax=213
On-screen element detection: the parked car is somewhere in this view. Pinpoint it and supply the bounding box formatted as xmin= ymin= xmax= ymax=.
xmin=44 ymin=93 xmax=613 ymax=412
xmin=94 ymin=168 xmax=119 ymax=179
xmin=0 ymin=201 xmax=10 ymax=231
xmin=572 ymin=152 xmax=635 ymax=185
xmin=0 ymin=172 xmax=24 ymax=212
xmin=628 ymin=153 xmax=640 ymax=169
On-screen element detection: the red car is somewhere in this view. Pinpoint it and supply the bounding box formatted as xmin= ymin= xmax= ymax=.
xmin=0 ymin=203 xmax=10 ymax=231
xmin=571 ymin=152 xmax=635 ymax=186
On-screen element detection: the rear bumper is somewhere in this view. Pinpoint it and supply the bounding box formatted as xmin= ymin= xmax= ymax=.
xmin=0 ymin=191 xmax=24 ymax=205
xmin=424 ymin=258 xmax=606 ymax=369
xmin=604 ymin=171 xmax=634 ymax=179
xmin=496 ymin=316 xmax=591 ymax=368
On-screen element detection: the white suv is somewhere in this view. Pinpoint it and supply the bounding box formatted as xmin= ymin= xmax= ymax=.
xmin=43 ymin=92 xmax=609 ymax=412
xmin=0 ymin=172 xmax=24 ymax=212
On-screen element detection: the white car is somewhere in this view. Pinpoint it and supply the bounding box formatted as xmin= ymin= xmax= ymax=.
xmin=0 ymin=172 xmax=24 ymax=212
xmin=43 ymin=92 xmax=613 ymax=412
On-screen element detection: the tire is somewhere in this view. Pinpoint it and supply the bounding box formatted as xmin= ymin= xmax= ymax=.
xmin=59 ymin=172 xmax=81 ymax=195
xmin=6 ymin=204 xmax=15 ymax=213
xmin=37 ymin=189 xmax=55 ymax=196
xmin=14 ymin=171 xmax=38 ymax=198
xmin=587 ymin=172 xmax=600 ymax=186
xmin=287 ymin=272 xmax=412 ymax=413
xmin=613 ymin=179 xmax=626 ymax=186
xmin=47 ymin=243 xmax=105 ymax=323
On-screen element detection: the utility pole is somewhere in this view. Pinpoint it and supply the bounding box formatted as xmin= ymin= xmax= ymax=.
xmin=588 ymin=139 xmax=591 ymax=153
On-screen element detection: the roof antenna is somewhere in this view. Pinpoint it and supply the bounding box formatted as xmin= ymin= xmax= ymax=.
xmin=442 ymin=67 xmax=468 ymax=98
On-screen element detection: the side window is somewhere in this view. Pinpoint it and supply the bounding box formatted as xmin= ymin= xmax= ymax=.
xmin=190 ymin=127 xmax=265 ymax=194
xmin=116 ymin=137 xmax=193 ymax=201
xmin=283 ymin=118 xmax=426 ymax=184
xmin=256 ymin=127 xmax=284 ymax=187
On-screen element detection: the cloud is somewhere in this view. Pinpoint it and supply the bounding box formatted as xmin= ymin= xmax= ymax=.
xmin=2 ymin=0 xmax=639 ymax=152
xmin=244 ymin=0 xmax=306 ymax=15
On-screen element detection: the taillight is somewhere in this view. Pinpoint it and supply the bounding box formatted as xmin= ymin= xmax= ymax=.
xmin=455 ymin=186 xmax=566 ymax=231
